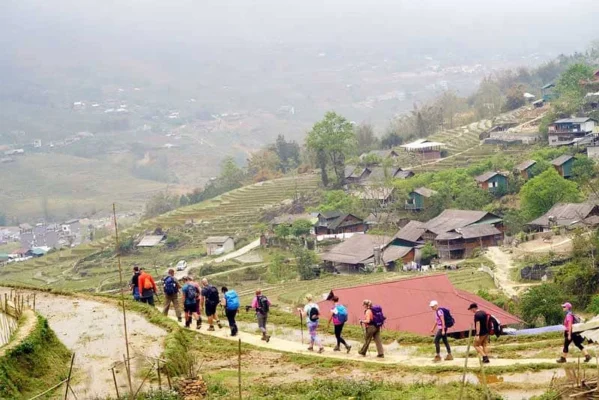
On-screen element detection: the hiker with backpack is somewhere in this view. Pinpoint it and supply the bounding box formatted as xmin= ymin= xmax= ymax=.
xmin=138 ymin=269 xmax=157 ymax=306
xmin=429 ymin=300 xmax=453 ymax=362
xmin=250 ymin=289 xmax=271 ymax=342
xmin=200 ymin=278 xmax=223 ymax=331
xmin=327 ymin=295 xmax=351 ymax=353
xmin=181 ymin=276 xmax=201 ymax=329
xmin=468 ymin=303 xmax=490 ymax=364
xmin=358 ymin=300 xmax=385 ymax=358
xmin=221 ymin=286 xmax=239 ymax=336
xmin=557 ymin=302 xmax=591 ymax=364
xmin=297 ymin=294 xmax=324 ymax=353
xmin=162 ymin=269 xmax=182 ymax=322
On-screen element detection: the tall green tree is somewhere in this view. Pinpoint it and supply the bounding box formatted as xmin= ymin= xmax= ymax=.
xmin=219 ymin=156 xmax=245 ymax=189
xmin=555 ymin=63 xmax=595 ymax=114
xmin=354 ymin=123 xmax=378 ymax=154
xmin=519 ymin=168 xmax=582 ymax=219
xmin=520 ymin=283 xmax=567 ymax=326
xmin=306 ymin=112 xmax=356 ymax=187
xmin=273 ymin=135 xmax=300 ymax=172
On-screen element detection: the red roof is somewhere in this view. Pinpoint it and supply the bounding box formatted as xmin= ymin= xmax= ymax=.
xmin=316 ymin=274 xmax=522 ymax=335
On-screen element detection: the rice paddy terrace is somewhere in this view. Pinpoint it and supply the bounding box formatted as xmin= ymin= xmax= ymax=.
xmin=0 ymin=174 xmax=320 ymax=291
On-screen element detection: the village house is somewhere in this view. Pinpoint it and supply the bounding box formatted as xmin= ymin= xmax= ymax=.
xmin=321 ymin=234 xmax=414 ymax=272
xmin=137 ymin=235 xmax=166 ymax=247
xmin=542 ymin=82 xmax=556 ymax=102
xmin=475 ymin=171 xmax=508 ymax=192
xmin=400 ymin=139 xmax=445 ymax=161
xmin=405 ymin=187 xmax=438 ymax=211
xmin=270 ymin=213 xmax=316 ymax=228
xmin=317 ymin=275 xmax=522 ymax=335
xmin=19 ymin=223 xmax=60 ymax=250
xmin=551 ymin=155 xmax=575 ymax=179
xmin=351 ymin=187 xmax=396 ymax=208
xmin=61 ymin=219 xmax=81 ymax=237
xmin=358 ymin=149 xmax=399 ymax=163
xmin=434 ymin=225 xmax=503 ymax=259
xmin=479 ymin=122 xmax=518 ymax=140
xmin=515 ymin=160 xmax=537 ymax=181
xmin=205 ymin=236 xmax=235 ymax=256
xmin=315 ymin=212 xmax=366 ymax=235
xmin=344 ymin=165 xmax=371 ymax=184
xmin=548 ymin=118 xmax=597 ymax=146
xmin=527 ymin=203 xmax=599 ymax=231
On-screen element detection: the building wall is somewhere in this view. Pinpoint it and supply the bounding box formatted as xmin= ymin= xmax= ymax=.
xmin=562 ymin=159 xmax=573 ymax=178
xmin=206 ymin=238 xmax=235 ymax=255
xmin=588 ymin=146 xmax=599 ymax=159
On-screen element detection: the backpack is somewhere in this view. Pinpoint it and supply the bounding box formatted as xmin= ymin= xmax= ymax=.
xmin=439 ymin=307 xmax=455 ymax=329
xmin=371 ymin=305 xmax=386 ymax=328
xmin=309 ymin=305 xmax=320 ymax=321
xmin=336 ymin=305 xmax=348 ymax=324
xmin=185 ymin=284 xmax=199 ymax=302
xmin=143 ymin=276 xmax=154 ymax=290
xmin=257 ymin=295 xmax=270 ymax=314
xmin=163 ymin=276 xmax=178 ymax=295
xmin=487 ymin=314 xmax=503 ymax=338
xmin=572 ymin=313 xmax=582 ymax=324
xmin=205 ymin=285 xmax=220 ymax=306
xmin=224 ymin=290 xmax=240 ymax=311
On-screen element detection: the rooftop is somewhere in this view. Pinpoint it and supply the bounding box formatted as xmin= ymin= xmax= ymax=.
xmin=425 ymin=209 xmax=498 ymax=235
xmin=393 ymin=220 xmax=427 ymax=243
xmin=205 ymin=236 xmax=233 ymax=244
xmin=528 ymin=203 xmax=599 ymax=228
xmin=475 ymin=171 xmax=503 ymax=183
xmin=321 ymin=234 xmax=392 ymax=265
xmin=516 ymin=160 xmax=536 ymax=171
xmin=137 ymin=235 xmax=165 ymax=247
xmin=412 ymin=187 xmax=438 ymax=198
xmin=551 ymin=155 xmax=574 ymax=166
xmin=554 ymin=117 xmax=597 ymax=124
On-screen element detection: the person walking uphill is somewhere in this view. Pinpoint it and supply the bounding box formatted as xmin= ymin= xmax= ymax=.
xmin=358 ymin=300 xmax=385 ymax=358
xmin=130 ymin=266 xmax=141 ymax=301
xmin=221 ymin=286 xmax=239 ymax=337
xmin=298 ymin=294 xmax=324 ymax=353
xmin=429 ymin=300 xmax=453 ymax=362
xmin=328 ymin=296 xmax=351 ymax=353
xmin=200 ymin=278 xmax=222 ymax=331
xmin=557 ymin=302 xmax=591 ymax=364
xmin=138 ymin=269 xmax=157 ymax=306
xmin=181 ymin=277 xmax=201 ymax=329
xmin=250 ymin=289 xmax=271 ymax=342
xmin=162 ymin=269 xmax=182 ymax=322
xmin=469 ymin=303 xmax=490 ymax=364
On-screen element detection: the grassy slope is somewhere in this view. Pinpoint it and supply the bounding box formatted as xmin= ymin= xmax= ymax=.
xmin=0 ymin=315 xmax=71 ymax=399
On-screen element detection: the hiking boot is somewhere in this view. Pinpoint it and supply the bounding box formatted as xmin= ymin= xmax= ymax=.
xmin=433 ymin=355 xmax=442 ymax=363
xmin=260 ymin=335 xmax=266 ymax=341
xmin=482 ymin=356 xmax=490 ymax=364
xmin=318 ymin=348 xmax=324 ymax=354
xmin=377 ymin=354 xmax=384 ymax=358
xmin=208 ymin=326 xmax=215 ymax=332
xmin=333 ymin=346 xmax=340 ymax=352
xmin=177 ymin=317 xmax=182 ymax=322
xmin=585 ymin=355 xmax=592 ymax=363
xmin=445 ymin=354 xmax=454 ymax=361
xmin=358 ymin=352 xmax=366 ymax=357
xmin=217 ymin=321 xmax=223 ymax=329
xmin=556 ymin=357 xmax=567 ymax=364
xmin=307 ymin=346 xmax=314 ymax=351
xmin=265 ymin=335 xmax=271 ymax=343
xmin=346 ymin=345 xmax=352 ymax=354
xmin=185 ymin=318 xmax=191 ymax=328
xmin=196 ymin=320 xmax=201 ymax=329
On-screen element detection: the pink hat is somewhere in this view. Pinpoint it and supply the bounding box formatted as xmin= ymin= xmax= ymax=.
xmin=562 ymin=302 xmax=572 ymax=310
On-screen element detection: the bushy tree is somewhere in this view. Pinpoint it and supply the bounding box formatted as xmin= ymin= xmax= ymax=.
xmin=317 ymin=190 xmax=359 ymax=214
xmin=274 ymin=224 xmax=290 ymax=239
xmin=293 ymin=246 xmax=319 ymax=280
xmin=571 ymin=156 xmax=596 ymax=184
xmin=273 ymin=135 xmax=300 ymax=172
xmin=290 ymin=219 xmax=313 ymax=237
xmin=306 ymin=112 xmax=356 ymax=187
xmin=420 ymin=243 xmax=438 ymax=264
xmin=144 ymin=192 xmax=178 ymax=219
xmin=520 ymin=283 xmax=567 ymax=326
xmin=519 ymin=168 xmax=582 ymax=219
xmin=247 ymin=149 xmax=281 ymax=182
xmin=381 ymin=130 xmax=403 ymax=149
xmin=503 ymin=85 xmax=526 ymax=111
xmin=354 ymin=123 xmax=379 ymax=154
xmin=555 ymin=63 xmax=595 ymax=114
xmin=554 ymin=260 xmax=599 ymax=307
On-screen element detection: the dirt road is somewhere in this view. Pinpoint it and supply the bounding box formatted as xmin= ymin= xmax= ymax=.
xmin=0 ymin=289 xmax=166 ymax=398
xmin=485 ymin=247 xmax=538 ymax=297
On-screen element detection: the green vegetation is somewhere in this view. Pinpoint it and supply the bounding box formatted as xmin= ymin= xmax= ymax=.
xmin=520 ymin=283 xmax=567 ymax=326
xmin=519 ymin=168 xmax=582 ymax=219
xmin=0 ymin=315 xmax=71 ymax=399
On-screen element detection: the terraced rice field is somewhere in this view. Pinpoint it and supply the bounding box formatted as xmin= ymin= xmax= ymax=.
xmin=0 ymin=174 xmax=321 ymax=291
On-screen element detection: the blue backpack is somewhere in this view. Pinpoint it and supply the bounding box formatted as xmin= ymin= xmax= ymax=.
xmin=163 ymin=276 xmax=178 ymax=295
xmin=224 ymin=290 xmax=240 ymax=311
xmin=336 ymin=305 xmax=348 ymax=323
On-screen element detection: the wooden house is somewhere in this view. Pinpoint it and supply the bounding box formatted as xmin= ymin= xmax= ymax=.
xmin=515 ymin=160 xmax=537 ymax=180
xmin=405 ymin=187 xmax=438 ymax=211
xmin=548 ymin=118 xmax=597 ymax=147
xmin=475 ymin=171 xmax=508 ymax=192
xmin=315 ymin=212 xmax=366 ymax=235
xmin=551 ymin=155 xmax=574 ymax=178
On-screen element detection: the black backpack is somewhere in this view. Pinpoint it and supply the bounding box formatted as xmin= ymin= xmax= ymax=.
xmin=439 ymin=307 xmax=455 ymax=328
xmin=309 ymin=305 xmax=320 ymax=321
xmin=206 ymin=285 xmax=220 ymax=306
xmin=185 ymin=284 xmax=199 ymax=302
xmin=257 ymin=295 xmax=270 ymax=314
xmin=487 ymin=314 xmax=503 ymax=338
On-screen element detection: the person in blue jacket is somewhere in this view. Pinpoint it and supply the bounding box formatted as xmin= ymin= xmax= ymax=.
xmin=221 ymin=286 xmax=240 ymax=336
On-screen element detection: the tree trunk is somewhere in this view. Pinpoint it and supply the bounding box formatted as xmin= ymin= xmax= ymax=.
xmin=317 ymin=150 xmax=329 ymax=187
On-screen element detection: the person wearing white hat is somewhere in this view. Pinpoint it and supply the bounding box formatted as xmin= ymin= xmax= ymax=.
xmin=429 ymin=300 xmax=452 ymax=362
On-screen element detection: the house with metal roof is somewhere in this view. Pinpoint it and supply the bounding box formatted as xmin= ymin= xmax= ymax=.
xmin=527 ymin=203 xmax=599 ymax=231
xmin=551 ymin=155 xmax=575 ymax=178
xmin=515 ymin=160 xmax=537 ymax=180
xmin=542 ymin=82 xmax=556 ymax=101
xmin=405 ymin=187 xmax=438 ymax=211
xmin=400 ymin=139 xmax=445 ymax=161
xmin=205 ymin=236 xmax=235 ymax=256
xmin=435 ymin=225 xmax=503 ymax=259
xmin=475 ymin=171 xmax=508 ymax=192
xmin=317 ymin=274 xmax=522 ymax=335
xmin=315 ymin=212 xmax=366 ymax=236
xmin=548 ymin=118 xmax=597 ymax=147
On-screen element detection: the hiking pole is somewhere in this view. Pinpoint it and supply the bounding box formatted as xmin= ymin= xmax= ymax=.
xmin=300 ymin=312 xmax=304 ymax=344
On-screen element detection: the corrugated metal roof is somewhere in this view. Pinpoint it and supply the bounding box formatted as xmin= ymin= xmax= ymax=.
xmin=516 ymin=160 xmax=536 ymax=171
xmin=382 ymin=245 xmax=413 ymax=263
xmin=137 ymin=235 xmax=165 ymax=247
xmin=394 ymin=220 xmax=426 ymax=243
xmin=551 ymin=155 xmax=574 ymax=166
xmin=321 ymin=234 xmax=392 ymax=265
xmin=205 ymin=236 xmax=233 ymax=244
xmin=528 ymin=203 xmax=599 ymax=228
xmin=316 ymin=274 xmax=522 ymax=334
xmin=555 ymin=117 xmax=596 ymax=124
xmin=425 ymin=209 xmax=494 ymax=235
xmin=412 ymin=187 xmax=437 ymax=198
xmin=475 ymin=171 xmax=502 ymax=183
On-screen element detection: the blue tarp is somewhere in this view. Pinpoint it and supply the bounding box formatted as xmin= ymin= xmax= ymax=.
xmin=508 ymin=325 xmax=563 ymax=335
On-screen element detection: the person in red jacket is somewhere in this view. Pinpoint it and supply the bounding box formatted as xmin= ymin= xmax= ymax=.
xmin=138 ymin=269 xmax=157 ymax=306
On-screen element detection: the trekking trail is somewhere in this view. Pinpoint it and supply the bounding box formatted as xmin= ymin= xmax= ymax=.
xmin=485 ymin=247 xmax=536 ymax=297
xmin=0 ymin=288 xmax=166 ymax=398
xmin=165 ymin=313 xmax=558 ymax=368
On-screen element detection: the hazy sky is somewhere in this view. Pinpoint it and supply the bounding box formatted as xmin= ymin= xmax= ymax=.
xmin=2 ymin=0 xmax=599 ymax=55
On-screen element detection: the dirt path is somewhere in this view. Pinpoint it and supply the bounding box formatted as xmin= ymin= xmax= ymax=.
xmin=0 ymin=289 xmax=167 ymax=398
xmin=485 ymin=247 xmax=538 ymax=297
xmin=0 ymin=309 xmax=36 ymax=357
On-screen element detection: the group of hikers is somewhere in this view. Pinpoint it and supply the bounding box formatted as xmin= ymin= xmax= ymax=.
xmin=130 ymin=267 xmax=593 ymax=364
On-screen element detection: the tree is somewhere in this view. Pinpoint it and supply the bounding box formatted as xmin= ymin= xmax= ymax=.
xmin=306 ymin=112 xmax=355 ymax=187
xmin=503 ymin=85 xmax=526 ymax=111
xmin=472 ymin=77 xmax=503 ymax=119
xmin=273 ymin=135 xmax=300 ymax=172
xmin=571 ymin=156 xmax=596 ymax=184
xmin=317 ymin=190 xmax=358 ymax=214
xmin=420 ymin=243 xmax=438 ymax=265
xmin=454 ymin=187 xmax=494 ymax=210
xmin=554 ymin=260 xmax=599 ymax=307
xmin=219 ymin=156 xmax=245 ymax=189
xmin=519 ymin=168 xmax=582 ymax=219
xmin=520 ymin=283 xmax=567 ymax=326
xmin=354 ymin=123 xmax=378 ymax=154
xmin=433 ymin=90 xmax=467 ymax=129
xmin=555 ymin=63 xmax=595 ymax=114
xmin=247 ymin=149 xmax=281 ymax=182
xmin=290 ymin=219 xmax=313 ymax=237
xmin=274 ymin=224 xmax=290 ymax=239
xmin=293 ymin=246 xmax=319 ymax=280
xmin=144 ymin=192 xmax=178 ymax=219
xmin=381 ymin=130 xmax=403 ymax=149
